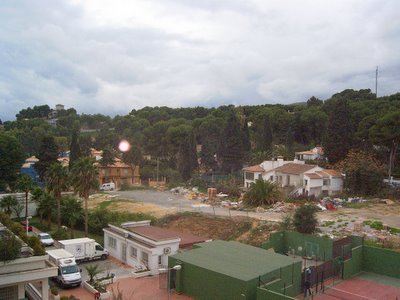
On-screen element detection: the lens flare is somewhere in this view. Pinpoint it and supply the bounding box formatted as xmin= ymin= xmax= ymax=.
xmin=118 ymin=140 xmax=131 ymax=152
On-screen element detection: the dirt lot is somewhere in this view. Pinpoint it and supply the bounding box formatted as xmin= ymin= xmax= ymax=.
xmin=88 ymin=192 xmax=400 ymax=246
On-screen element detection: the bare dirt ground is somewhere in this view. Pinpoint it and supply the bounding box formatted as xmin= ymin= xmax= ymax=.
xmin=88 ymin=192 xmax=400 ymax=246
xmin=318 ymin=202 xmax=400 ymax=228
xmin=88 ymin=194 xmax=176 ymax=218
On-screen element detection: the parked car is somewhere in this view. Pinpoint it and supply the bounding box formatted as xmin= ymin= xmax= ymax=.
xmin=20 ymin=220 xmax=32 ymax=232
xmin=36 ymin=232 xmax=54 ymax=246
xmin=100 ymin=182 xmax=115 ymax=191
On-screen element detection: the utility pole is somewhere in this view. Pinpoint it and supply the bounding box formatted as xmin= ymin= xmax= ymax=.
xmin=375 ymin=66 xmax=378 ymax=98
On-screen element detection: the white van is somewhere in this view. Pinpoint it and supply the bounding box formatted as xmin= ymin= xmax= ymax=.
xmin=100 ymin=182 xmax=115 ymax=191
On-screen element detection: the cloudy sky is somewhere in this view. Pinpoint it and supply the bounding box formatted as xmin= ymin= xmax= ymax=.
xmin=1 ymin=0 xmax=399 ymax=121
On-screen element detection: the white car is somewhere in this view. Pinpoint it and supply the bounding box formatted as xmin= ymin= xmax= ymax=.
xmin=37 ymin=232 xmax=54 ymax=246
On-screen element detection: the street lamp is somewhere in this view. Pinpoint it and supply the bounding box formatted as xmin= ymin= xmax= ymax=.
xmin=159 ymin=265 xmax=182 ymax=300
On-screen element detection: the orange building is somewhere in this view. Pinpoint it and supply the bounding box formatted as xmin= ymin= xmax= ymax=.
xmin=97 ymin=158 xmax=140 ymax=189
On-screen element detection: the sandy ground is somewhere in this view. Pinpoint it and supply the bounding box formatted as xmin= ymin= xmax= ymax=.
xmin=88 ymin=194 xmax=176 ymax=218
xmin=88 ymin=192 xmax=400 ymax=228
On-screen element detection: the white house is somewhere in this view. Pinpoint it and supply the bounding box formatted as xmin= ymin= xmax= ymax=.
xmin=103 ymin=221 xmax=209 ymax=275
xmin=295 ymin=147 xmax=324 ymax=161
xmin=243 ymin=158 xmax=343 ymax=197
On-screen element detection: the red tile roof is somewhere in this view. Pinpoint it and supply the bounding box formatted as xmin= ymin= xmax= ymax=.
xmin=322 ymin=169 xmax=342 ymax=177
xmin=243 ymin=165 xmax=265 ymax=172
xmin=304 ymin=173 xmax=321 ymax=179
xmin=274 ymin=163 xmax=316 ymax=175
xmin=127 ymin=226 xmax=209 ymax=249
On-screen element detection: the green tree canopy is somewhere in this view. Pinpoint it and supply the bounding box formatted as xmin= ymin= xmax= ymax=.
xmin=0 ymin=133 xmax=25 ymax=191
xmin=35 ymin=136 xmax=59 ymax=180
xmin=293 ymin=205 xmax=318 ymax=234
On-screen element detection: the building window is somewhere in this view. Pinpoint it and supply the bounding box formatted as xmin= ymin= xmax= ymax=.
xmin=142 ymin=252 xmax=149 ymax=266
xmin=323 ymin=179 xmax=330 ymax=186
xmin=124 ymin=169 xmax=128 ymax=175
xmin=304 ymin=179 xmax=308 ymax=186
xmin=101 ymin=169 xmax=106 ymax=175
xmin=130 ymin=247 xmax=137 ymax=258
xmin=245 ymin=172 xmax=254 ymax=180
xmin=108 ymin=237 xmax=116 ymax=249
xmin=258 ymin=174 xmax=263 ymax=180
xmin=158 ymin=255 xmax=162 ymax=265
xmin=269 ymin=175 xmax=273 ymax=181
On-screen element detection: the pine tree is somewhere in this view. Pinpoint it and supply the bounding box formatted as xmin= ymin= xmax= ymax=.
xmin=219 ymin=112 xmax=244 ymax=173
xmin=324 ymin=99 xmax=354 ymax=164
xmin=35 ymin=136 xmax=59 ymax=180
xmin=69 ymin=128 xmax=81 ymax=169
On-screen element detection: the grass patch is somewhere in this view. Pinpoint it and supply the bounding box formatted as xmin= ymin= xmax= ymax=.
xmin=344 ymin=202 xmax=370 ymax=209
xmin=321 ymin=220 xmax=336 ymax=227
xmin=98 ymin=200 xmax=112 ymax=209
xmin=30 ymin=217 xmax=104 ymax=245
xmin=363 ymin=220 xmax=384 ymax=230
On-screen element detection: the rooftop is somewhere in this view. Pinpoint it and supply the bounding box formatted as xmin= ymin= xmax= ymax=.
xmin=243 ymin=165 xmax=265 ymax=172
xmin=171 ymin=240 xmax=301 ymax=281
xmin=274 ymin=163 xmax=316 ymax=175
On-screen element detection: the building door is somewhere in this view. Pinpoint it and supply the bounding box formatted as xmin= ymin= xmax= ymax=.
xmin=121 ymin=243 xmax=127 ymax=263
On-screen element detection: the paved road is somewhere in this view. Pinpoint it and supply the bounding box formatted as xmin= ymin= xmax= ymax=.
xmin=108 ymin=190 xmax=284 ymax=222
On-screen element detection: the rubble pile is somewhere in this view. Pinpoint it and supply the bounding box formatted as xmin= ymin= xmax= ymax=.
xmin=268 ymin=201 xmax=297 ymax=213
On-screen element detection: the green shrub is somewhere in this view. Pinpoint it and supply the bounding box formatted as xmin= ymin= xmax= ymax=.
xmin=28 ymin=236 xmax=45 ymax=256
xmin=0 ymin=231 xmax=22 ymax=263
xmin=52 ymin=228 xmax=69 ymax=240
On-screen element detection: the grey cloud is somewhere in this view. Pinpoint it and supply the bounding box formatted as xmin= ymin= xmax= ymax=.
xmin=0 ymin=0 xmax=399 ymax=121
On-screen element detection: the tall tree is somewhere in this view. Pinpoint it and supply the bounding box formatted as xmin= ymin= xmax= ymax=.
xmin=100 ymin=145 xmax=115 ymax=166
xmin=255 ymin=114 xmax=273 ymax=152
xmin=336 ymin=150 xmax=384 ymax=195
xmin=45 ymin=162 xmax=68 ymax=230
xmin=369 ymin=111 xmax=400 ymax=179
xmin=219 ymin=112 xmax=244 ymax=173
xmin=69 ymin=126 xmax=82 ymax=169
xmin=36 ymin=192 xmax=56 ymax=228
xmin=15 ymin=174 xmax=35 ymax=218
xmin=324 ymin=99 xmax=354 ymax=164
xmin=0 ymin=133 xmax=25 ymax=191
xmin=61 ymin=197 xmax=84 ymax=238
xmin=35 ymin=136 xmax=59 ymax=180
xmin=0 ymin=195 xmax=18 ymax=215
xmin=70 ymin=157 xmax=99 ymax=236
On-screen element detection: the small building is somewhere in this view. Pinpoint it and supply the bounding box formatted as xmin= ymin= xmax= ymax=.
xmin=169 ymin=240 xmax=302 ymax=300
xmin=103 ymin=221 xmax=210 ymax=275
xmin=0 ymin=223 xmax=57 ymax=300
xmin=97 ymin=158 xmax=140 ymax=188
xmin=295 ymin=147 xmax=324 ymax=161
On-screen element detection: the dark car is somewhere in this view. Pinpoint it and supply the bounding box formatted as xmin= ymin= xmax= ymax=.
xmin=20 ymin=220 xmax=33 ymax=232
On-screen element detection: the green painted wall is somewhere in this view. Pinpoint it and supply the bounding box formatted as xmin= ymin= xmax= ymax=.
xmin=170 ymin=256 xmax=250 ymax=300
xmin=343 ymin=245 xmax=363 ymax=279
xmin=363 ymin=246 xmax=400 ymax=279
xmin=263 ymin=231 xmax=333 ymax=261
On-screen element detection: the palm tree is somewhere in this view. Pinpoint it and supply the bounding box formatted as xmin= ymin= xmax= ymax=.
xmin=61 ymin=197 xmax=83 ymax=238
xmin=0 ymin=195 xmax=17 ymax=215
xmin=36 ymin=192 xmax=56 ymax=228
xmin=15 ymin=174 xmax=35 ymax=219
xmin=45 ymin=162 xmax=68 ymax=230
xmin=70 ymin=157 xmax=98 ymax=236
xmin=243 ymin=179 xmax=283 ymax=207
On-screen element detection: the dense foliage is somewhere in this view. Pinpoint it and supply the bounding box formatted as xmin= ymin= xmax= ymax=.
xmin=243 ymin=179 xmax=283 ymax=207
xmin=293 ymin=205 xmax=318 ymax=234
xmin=1 ymin=88 xmax=400 ymax=191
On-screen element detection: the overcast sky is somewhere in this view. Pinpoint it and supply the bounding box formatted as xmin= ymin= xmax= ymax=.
xmin=1 ymin=0 xmax=399 ymax=121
